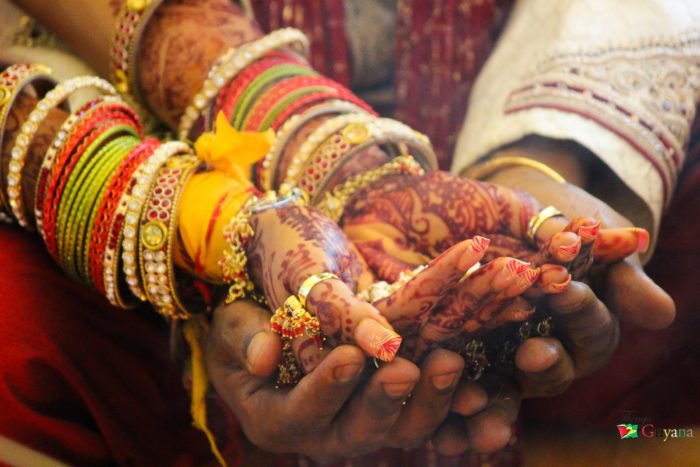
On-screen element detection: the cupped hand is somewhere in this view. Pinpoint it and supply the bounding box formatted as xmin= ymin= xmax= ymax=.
xmin=205 ymin=299 xmax=469 ymax=462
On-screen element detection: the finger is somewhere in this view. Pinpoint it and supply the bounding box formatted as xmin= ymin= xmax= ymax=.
xmin=479 ymin=233 xmax=533 ymax=262
xmin=545 ymin=281 xmax=620 ymax=378
xmin=374 ymin=237 xmax=490 ymax=334
xmin=387 ymin=349 xmax=464 ymax=449
xmin=206 ymin=299 xmax=282 ymax=377
xmin=451 ymin=380 xmax=489 ymax=416
xmin=598 ymin=259 xmax=675 ymax=330
xmin=524 ymin=263 xmax=571 ymax=299
xmin=565 ymin=218 xmax=600 ymax=279
xmin=481 ymin=297 xmax=535 ymax=331
xmin=593 ymin=227 xmax=650 ymax=263
xmin=329 ymin=357 xmax=420 ymax=456
xmin=432 ymin=415 xmax=470 ymax=456
xmin=465 ymin=377 xmax=520 ymax=454
xmin=305 ymin=278 xmax=402 ymax=362
xmin=515 ymin=337 xmax=576 ymax=398
xmin=412 ymin=258 xmax=537 ymax=359
xmin=529 ymin=231 xmax=581 ymax=266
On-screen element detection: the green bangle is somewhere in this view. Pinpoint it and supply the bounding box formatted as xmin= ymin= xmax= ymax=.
xmin=70 ymin=137 xmax=131 ymax=282
xmin=57 ymin=126 xmax=138 ymax=280
xmin=61 ymin=136 xmax=131 ymax=281
xmin=230 ymin=64 xmax=315 ymax=130
xmin=254 ymin=85 xmax=336 ymax=131
xmin=81 ymin=136 xmax=139 ymax=283
xmin=56 ymin=126 xmax=128 ymax=272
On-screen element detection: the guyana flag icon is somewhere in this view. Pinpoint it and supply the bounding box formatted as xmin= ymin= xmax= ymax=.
xmin=617 ymin=424 xmax=638 ymax=439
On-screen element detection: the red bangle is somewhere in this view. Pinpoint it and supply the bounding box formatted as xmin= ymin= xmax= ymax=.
xmin=90 ymin=138 xmax=160 ymax=293
xmin=270 ymin=91 xmax=375 ymax=131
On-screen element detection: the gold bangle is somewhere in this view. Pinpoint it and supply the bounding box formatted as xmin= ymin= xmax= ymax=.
xmin=462 ymin=156 xmax=566 ymax=184
xmin=297 ymin=272 xmax=339 ymax=308
xmin=526 ymin=205 xmax=564 ymax=246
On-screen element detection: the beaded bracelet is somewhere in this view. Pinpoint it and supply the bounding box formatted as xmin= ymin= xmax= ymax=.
xmin=91 ymin=138 xmax=159 ymax=297
xmin=257 ymin=100 xmax=370 ymax=190
xmin=315 ymin=155 xmax=425 ymax=222
xmin=110 ymin=0 xmax=164 ymax=120
xmin=121 ymin=141 xmax=191 ymax=302
xmin=0 ymin=63 xmax=55 ymax=223
xmin=178 ymin=28 xmax=310 ymax=141
xmin=279 ymin=112 xmax=375 ymax=193
xmin=296 ymin=118 xmax=437 ymax=201
xmin=34 ymin=96 xmax=123 ymax=237
xmin=139 ymin=153 xmax=200 ymax=319
xmin=7 ymin=76 xmax=117 ymax=229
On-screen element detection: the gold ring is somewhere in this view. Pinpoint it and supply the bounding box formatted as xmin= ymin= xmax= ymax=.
xmin=298 ymin=272 xmax=339 ymax=308
xmin=527 ymin=206 xmax=564 ymax=246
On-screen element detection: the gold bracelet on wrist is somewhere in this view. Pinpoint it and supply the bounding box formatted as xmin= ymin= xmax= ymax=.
xmin=462 ymin=156 xmax=566 ymax=184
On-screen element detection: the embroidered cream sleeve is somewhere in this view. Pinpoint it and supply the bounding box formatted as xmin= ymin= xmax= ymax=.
xmin=452 ymin=0 xmax=700 ymax=239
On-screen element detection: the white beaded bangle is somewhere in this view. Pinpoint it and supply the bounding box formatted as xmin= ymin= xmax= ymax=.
xmin=121 ymin=141 xmax=191 ymax=301
xmin=7 ymin=76 xmax=117 ymax=229
xmin=177 ymin=28 xmax=310 ymax=141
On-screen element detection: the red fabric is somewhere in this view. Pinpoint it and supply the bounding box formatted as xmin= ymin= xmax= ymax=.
xmin=0 ymin=226 xmax=220 ymax=466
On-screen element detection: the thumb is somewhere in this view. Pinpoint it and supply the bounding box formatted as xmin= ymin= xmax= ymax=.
xmin=206 ymin=299 xmax=282 ymax=377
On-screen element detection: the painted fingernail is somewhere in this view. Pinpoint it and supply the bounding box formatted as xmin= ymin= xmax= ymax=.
xmin=546 ymin=274 xmax=572 ymax=293
xmin=631 ymin=227 xmax=650 ymax=253
xmin=432 ymin=372 xmax=459 ymax=390
xmin=246 ymin=332 xmax=268 ymax=369
xmin=517 ymin=267 xmax=540 ymax=288
xmin=505 ymin=259 xmax=530 ymax=275
xmin=356 ymin=319 xmax=403 ymax=362
xmin=578 ymin=221 xmax=601 ymax=243
xmin=383 ymin=382 xmax=414 ymax=398
xmin=558 ymin=237 xmax=582 ymax=261
xmin=334 ymin=363 xmax=362 ymax=383
xmin=459 ymin=236 xmax=490 ymax=270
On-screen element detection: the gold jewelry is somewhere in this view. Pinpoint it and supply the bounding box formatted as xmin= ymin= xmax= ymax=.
xmin=221 ymin=188 xmax=306 ymax=304
xmin=315 ymin=155 xmax=424 ymax=222
xmin=111 ymin=0 xmax=164 ymax=122
xmin=279 ymin=112 xmax=373 ymax=192
xmin=260 ymin=100 xmax=369 ymax=191
xmin=178 ymin=28 xmax=310 ymax=141
xmin=297 ymin=272 xmax=338 ymax=308
xmin=462 ymin=156 xmax=566 ymax=184
xmin=526 ymin=205 xmax=564 ymax=246
xmin=295 ymin=118 xmax=436 ymax=201
xmin=8 ymin=76 xmax=117 ymax=229
xmin=121 ymin=141 xmax=190 ymax=301
xmin=0 ymin=63 xmax=55 ymax=223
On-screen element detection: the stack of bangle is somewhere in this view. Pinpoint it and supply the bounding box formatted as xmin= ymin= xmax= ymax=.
xmin=178 ymin=28 xmax=310 ymax=141
xmin=0 ymin=63 xmax=55 ymax=223
xmin=285 ymin=116 xmax=436 ymax=201
xmin=256 ymin=100 xmax=371 ymax=190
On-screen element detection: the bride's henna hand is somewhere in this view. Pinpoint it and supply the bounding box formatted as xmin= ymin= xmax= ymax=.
xmin=409 ymin=258 xmax=541 ymax=360
xmin=245 ymin=203 xmax=403 ymax=362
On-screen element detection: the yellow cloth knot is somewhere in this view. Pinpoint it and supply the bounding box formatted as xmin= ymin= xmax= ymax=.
xmin=194 ymin=112 xmax=275 ymax=182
